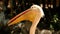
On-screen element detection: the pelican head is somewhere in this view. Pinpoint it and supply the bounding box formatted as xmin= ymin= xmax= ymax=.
xmin=30 ymin=4 xmax=45 ymax=18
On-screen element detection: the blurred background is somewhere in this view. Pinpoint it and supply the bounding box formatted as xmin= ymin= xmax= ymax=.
xmin=0 ymin=0 xmax=60 ymax=34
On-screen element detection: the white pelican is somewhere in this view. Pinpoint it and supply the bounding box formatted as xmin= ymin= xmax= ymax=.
xmin=8 ymin=4 xmax=45 ymax=34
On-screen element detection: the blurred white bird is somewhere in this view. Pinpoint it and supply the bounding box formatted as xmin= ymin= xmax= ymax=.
xmin=40 ymin=29 xmax=52 ymax=34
